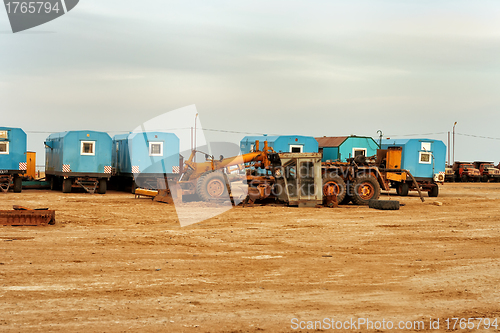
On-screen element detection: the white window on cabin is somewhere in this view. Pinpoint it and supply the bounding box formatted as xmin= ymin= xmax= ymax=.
xmin=419 ymin=152 xmax=432 ymax=164
xmin=149 ymin=142 xmax=163 ymax=156
xmin=421 ymin=142 xmax=431 ymax=151
xmin=0 ymin=131 xmax=8 ymax=139
xmin=0 ymin=142 xmax=9 ymax=154
xmin=353 ymin=148 xmax=367 ymax=157
xmin=290 ymin=145 xmax=303 ymax=153
xmin=250 ymin=144 xmax=255 ymax=152
xmin=81 ymin=141 xmax=96 ymax=156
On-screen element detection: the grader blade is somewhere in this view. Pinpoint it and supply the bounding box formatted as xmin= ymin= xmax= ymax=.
xmin=153 ymin=189 xmax=174 ymax=204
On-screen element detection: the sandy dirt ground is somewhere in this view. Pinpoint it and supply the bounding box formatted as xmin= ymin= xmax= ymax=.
xmin=1 ymin=183 xmax=500 ymax=332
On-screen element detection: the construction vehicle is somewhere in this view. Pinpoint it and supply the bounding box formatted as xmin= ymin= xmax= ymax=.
xmin=452 ymin=162 xmax=480 ymax=182
xmin=473 ymin=161 xmax=500 ymax=182
xmin=146 ymin=140 xmax=390 ymax=206
xmin=175 ymin=141 xmax=325 ymax=207
xmin=362 ymin=147 xmax=439 ymax=197
xmin=445 ymin=166 xmax=455 ymax=182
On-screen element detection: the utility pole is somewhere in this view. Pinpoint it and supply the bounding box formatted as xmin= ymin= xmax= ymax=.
xmin=447 ymin=131 xmax=450 ymax=166
xmin=452 ymin=122 xmax=457 ymax=164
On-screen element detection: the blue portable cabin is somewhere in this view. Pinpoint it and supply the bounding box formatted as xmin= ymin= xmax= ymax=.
xmin=0 ymin=127 xmax=27 ymax=174
xmin=112 ymin=132 xmax=180 ymax=190
xmin=315 ymin=136 xmax=379 ymax=162
xmin=45 ymin=130 xmax=112 ymax=193
xmin=240 ymin=135 xmax=319 ymax=154
xmin=381 ymin=138 xmax=446 ymax=180
xmin=0 ymin=127 xmax=27 ymax=192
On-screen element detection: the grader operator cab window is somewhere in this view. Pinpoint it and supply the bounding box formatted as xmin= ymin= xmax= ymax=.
xmin=0 ymin=142 xmax=9 ymax=154
xmin=149 ymin=142 xmax=163 ymax=156
xmin=81 ymin=141 xmax=95 ymax=156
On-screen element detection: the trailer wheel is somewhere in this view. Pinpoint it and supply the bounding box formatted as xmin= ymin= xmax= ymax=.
xmin=322 ymin=176 xmax=346 ymax=203
xmin=196 ymin=172 xmax=228 ymax=201
xmin=428 ymin=185 xmax=439 ymax=197
xmin=396 ymin=182 xmax=409 ymax=196
xmin=98 ymin=179 xmax=107 ymax=194
xmin=350 ymin=175 xmax=381 ymax=205
xmin=368 ymin=199 xmax=400 ymax=210
xmin=13 ymin=176 xmax=22 ymax=193
xmin=62 ymin=178 xmax=72 ymax=193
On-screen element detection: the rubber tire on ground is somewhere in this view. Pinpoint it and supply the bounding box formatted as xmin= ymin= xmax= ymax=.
xmin=13 ymin=176 xmax=22 ymax=193
xmin=131 ymin=180 xmax=137 ymax=194
xmin=428 ymin=185 xmax=439 ymax=197
xmin=397 ymin=182 xmax=409 ymax=196
xmin=368 ymin=199 xmax=400 ymax=210
xmin=196 ymin=172 xmax=228 ymax=201
xmin=322 ymin=176 xmax=346 ymax=203
xmin=350 ymin=175 xmax=381 ymax=205
xmin=62 ymin=178 xmax=72 ymax=193
xmin=98 ymin=179 xmax=107 ymax=194
xmin=481 ymin=175 xmax=489 ymax=183
xmin=460 ymin=174 xmax=468 ymax=182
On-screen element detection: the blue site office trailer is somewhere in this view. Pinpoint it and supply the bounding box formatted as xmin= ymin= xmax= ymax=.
xmin=45 ymin=131 xmax=112 ymax=194
xmin=315 ymin=136 xmax=379 ymax=162
xmin=0 ymin=127 xmax=27 ymax=192
xmin=240 ymin=135 xmax=319 ymax=154
xmin=381 ymin=138 xmax=446 ymax=180
xmin=112 ymin=132 xmax=180 ymax=191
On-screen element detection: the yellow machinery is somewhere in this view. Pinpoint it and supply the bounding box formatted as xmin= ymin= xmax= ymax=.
xmin=178 ymin=140 xmax=275 ymax=201
xmin=384 ymin=147 xmax=406 ymax=183
xmin=25 ymin=152 xmax=36 ymax=180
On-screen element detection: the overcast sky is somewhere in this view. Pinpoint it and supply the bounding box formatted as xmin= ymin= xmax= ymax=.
xmin=1 ymin=0 xmax=500 ymax=166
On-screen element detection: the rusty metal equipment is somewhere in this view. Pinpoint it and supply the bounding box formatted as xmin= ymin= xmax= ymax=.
xmin=0 ymin=206 xmax=55 ymax=226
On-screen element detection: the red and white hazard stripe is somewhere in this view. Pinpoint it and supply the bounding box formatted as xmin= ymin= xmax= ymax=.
xmin=19 ymin=162 xmax=27 ymax=171
xmin=104 ymin=166 xmax=112 ymax=174
xmin=132 ymin=166 xmax=140 ymax=174
xmin=172 ymin=166 xmax=180 ymax=174
xmin=62 ymin=164 xmax=71 ymax=172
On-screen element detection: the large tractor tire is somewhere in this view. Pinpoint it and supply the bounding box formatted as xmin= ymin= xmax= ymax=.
xmin=396 ymin=182 xmax=409 ymax=196
xmin=369 ymin=199 xmax=400 ymax=210
xmin=350 ymin=175 xmax=381 ymax=205
xmin=13 ymin=176 xmax=22 ymax=193
xmin=322 ymin=176 xmax=346 ymax=203
xmin=428 ymin=184 xmax=439 ymax=197
xmin=62 ymin=178 xmax=72 ymax=193
xmin=196 ymin=172 xmax=228 ymax=201
xmin=460 ymin=174 xmax=468 ymax=182
xmin=98 ymin=179 xmax=107 ymax=194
